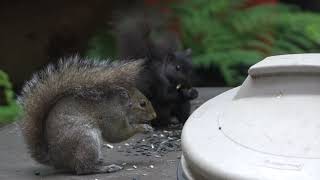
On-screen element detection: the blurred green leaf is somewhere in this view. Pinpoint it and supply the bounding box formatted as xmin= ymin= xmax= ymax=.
xmin=175 ymin=0 xmax=320 ymax=85
xmin=0 ymin=70 xmax=21 ymax=125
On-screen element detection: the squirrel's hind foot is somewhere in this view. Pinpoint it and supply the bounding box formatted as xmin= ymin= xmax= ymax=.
xmin=75 ymin=164 xmax=123 ymax=175
xmin=101 ymin=164 xmax=123 ymax=173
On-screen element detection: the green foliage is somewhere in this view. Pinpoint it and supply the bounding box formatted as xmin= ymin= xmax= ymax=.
xmin=0 ymin=70 xmax=21 ymax=125
xmin=0 ymin=102 xmax=21 ymax=125
xmin=174 ymin=0 xmax=320 ymax=85
xmin=0 ymin=70 xmax=14 ymax=104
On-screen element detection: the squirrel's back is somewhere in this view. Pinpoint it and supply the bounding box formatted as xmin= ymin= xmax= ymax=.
xmin=18 ymin=55 xmax=143 ymax=164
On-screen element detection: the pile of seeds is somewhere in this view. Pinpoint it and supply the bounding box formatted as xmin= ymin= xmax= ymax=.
xmin=114 ymin=124 xmax=183 ymax=157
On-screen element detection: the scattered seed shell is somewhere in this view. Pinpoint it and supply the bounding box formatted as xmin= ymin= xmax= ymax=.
xmin=105 ymin=144 xmax=114 ymax=149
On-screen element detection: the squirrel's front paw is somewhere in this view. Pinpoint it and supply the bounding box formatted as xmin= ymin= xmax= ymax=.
xmin=181 ymin=88 xmax=198 ymax=100
xmin=188 ymin=88 xmax=199 ymax=99
xmin=138 ymin=124 xmax=154 ymax=133
xmin=133 ymin=124 xmax=154 ymax=134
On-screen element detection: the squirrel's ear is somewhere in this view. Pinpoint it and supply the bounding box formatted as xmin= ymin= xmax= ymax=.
xmin=165 ymin=52 xmax=175 ymax=63
xmin=114 ymin=86 xmax=130 ymax=104
xmin=185 ymin=48 xmax=192 ymax=57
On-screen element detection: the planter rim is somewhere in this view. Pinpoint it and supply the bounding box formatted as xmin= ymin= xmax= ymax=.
xmin=181 ymin=53 xmax=320 ymax=180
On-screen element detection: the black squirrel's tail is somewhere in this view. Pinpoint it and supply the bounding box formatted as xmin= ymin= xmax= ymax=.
xmin=113 ymin=11 xmax=180 ymax=61
xmin=18 ymin=55 xmax=144 ymax=165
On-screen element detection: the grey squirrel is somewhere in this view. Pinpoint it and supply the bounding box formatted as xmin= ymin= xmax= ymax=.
xmin=18 ymin=56 xmax=156 ymax=175
xmin=114 ymin=13 xmax=198 ymax=126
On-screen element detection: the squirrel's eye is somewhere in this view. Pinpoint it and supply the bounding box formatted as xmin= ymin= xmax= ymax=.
xmin=140 ymin=101 xmax=146 ymax=107
xmin=176 ymin=65 xmax=181 ymax=71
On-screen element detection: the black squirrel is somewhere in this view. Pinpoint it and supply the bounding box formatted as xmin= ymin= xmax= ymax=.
xmin=18 ymin=56 xmax=156 ymax=175
xmin=114 ymin=13 xmax=198 ymax=126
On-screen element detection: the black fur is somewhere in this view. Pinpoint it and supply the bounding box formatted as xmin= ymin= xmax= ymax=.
xmin=114 ymin=15 xmax=198 ymax=126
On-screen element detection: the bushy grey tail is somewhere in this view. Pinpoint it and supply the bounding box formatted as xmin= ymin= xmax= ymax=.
xmin=18 ymin=55 xmax=144 ymax=165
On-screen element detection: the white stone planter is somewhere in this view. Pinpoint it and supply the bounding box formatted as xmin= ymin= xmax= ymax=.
xmin=179 ymin=54 xmax=320 ymax=180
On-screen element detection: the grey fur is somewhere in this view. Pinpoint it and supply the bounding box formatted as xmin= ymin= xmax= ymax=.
xmin=18 ymin=56 xmax=156 ymax=174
